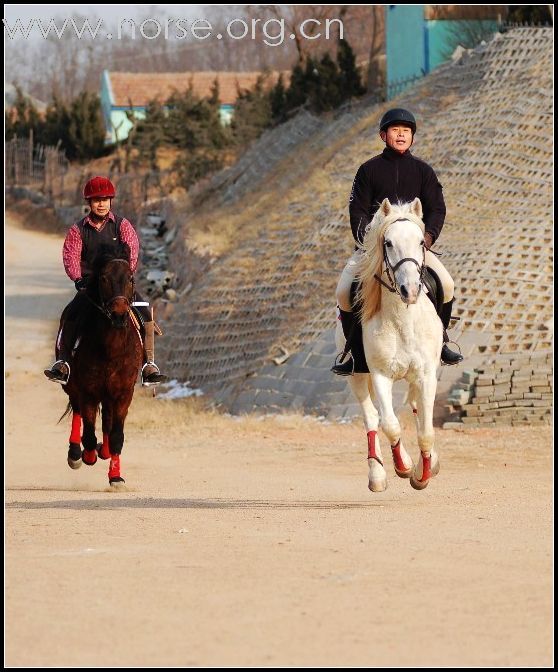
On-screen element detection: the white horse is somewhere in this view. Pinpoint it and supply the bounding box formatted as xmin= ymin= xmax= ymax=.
xmin=336 ymin=197 xmax=443 ymax=491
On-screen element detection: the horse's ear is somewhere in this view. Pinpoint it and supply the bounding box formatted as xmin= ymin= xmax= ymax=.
xmin=410 ymin=197 xmax=423 ymax=219
xmin=380 ymin=198 xmax=392 ymax=217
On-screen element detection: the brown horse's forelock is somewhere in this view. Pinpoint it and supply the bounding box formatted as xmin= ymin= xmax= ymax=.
xmin=88 ymin=248 xmax=134 ymax=318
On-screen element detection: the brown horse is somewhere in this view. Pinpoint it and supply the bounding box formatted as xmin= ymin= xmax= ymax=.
xmin=60 ymin=245 xmax=143 ymax=486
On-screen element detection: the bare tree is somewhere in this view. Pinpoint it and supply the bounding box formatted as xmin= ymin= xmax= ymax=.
xmin=437 ymin=20 xmax=502 ymax=61
xmin=5 ymin=5 xmax=380 ymax=100
xmin=252 ymin=5 xmax=344 ymax=63
xmin=366 ymin=5 xmax=386 ymax=96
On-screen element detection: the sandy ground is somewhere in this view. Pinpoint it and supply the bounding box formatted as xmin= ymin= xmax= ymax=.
xmin=4 ymin=212 xmax=553 ymax=667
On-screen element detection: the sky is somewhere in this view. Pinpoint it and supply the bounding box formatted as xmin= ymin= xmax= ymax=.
xmin=4 ymin=4 xmax=202 ymax=23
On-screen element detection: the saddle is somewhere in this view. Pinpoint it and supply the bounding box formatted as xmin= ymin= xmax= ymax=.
xmin=422 ymin=268 xmax=445 ymax=318
xmin=350 ymin=268 xmax=445 ymax=319
xmin=61 ymin=304 xmax=163 ymax=356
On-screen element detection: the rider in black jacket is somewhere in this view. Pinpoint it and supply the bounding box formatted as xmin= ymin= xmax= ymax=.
xmin=332 ymin=108 xmax=463 ymax=375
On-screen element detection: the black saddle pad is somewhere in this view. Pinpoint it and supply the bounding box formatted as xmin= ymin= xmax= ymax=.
xmin=350 ymin=269 xmax=444 ymax=317
xmin=423 ymin=268 xmax=444 ymax=317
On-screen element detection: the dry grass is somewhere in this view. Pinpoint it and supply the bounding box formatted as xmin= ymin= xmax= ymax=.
xmin=125 ymin=388 xmax=553 ymax=467
xmin=179 ymin=104 xmax=393 ymax=264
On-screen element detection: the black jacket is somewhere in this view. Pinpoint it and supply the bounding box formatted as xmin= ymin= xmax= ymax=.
xmin=349 ymin=146 xmax=446 ymax=245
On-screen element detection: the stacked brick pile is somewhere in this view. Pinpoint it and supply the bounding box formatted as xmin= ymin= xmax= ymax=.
xmin=444 ymin=353 xmax=552 ymax=428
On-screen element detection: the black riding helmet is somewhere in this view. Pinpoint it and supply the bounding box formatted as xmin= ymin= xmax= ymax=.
xmin=379 ymin=108 xmax=417 ymax=134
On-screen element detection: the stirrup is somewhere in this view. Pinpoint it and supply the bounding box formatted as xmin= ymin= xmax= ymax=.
xmin=441 ymin=341 xmax=463 ymax=366
xmin=141 ymin=361 xmax=166 ymax=387
xmin=44 ymin=360 xmax=70 ymax=384
xmin=331 ymin=352 xmax=355 ymax=376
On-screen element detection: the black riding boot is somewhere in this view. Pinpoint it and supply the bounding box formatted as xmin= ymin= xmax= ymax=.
xmin=44 ymin=319 xmax=78 ymax=384
xmin=331 ymin=309 xmax=370 ymax=376
xmin=440 ymin=299 xmax=464 ymax=365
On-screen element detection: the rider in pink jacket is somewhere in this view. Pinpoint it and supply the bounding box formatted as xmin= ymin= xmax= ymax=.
xmin=44 ymin=176 xmax=166 ymax=387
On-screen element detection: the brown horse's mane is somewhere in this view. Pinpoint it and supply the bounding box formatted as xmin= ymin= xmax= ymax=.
xmin=91 ymin=242 xmax=131 ymax=276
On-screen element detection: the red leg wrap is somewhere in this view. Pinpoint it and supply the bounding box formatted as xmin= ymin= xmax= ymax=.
xmin=367 ymin=430 xmax=378 ymax=460
xmin=70 ymin=413 xmax=81 ymax=444
xmin=420 ymin=454 xmax=432 ymax=482
xmin=82 ymin=449 xmax=97 ymax=465
xmin=391 ymin=440 xmax=407 ymax=472
xmin=108 ymin=455 xmax=121 ymax=480
xmin=99 ymin=434 xmax=110 ymax=460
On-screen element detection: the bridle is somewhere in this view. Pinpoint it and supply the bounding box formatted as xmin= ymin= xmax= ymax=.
xmin=373 ymin=218 xmax=426 ymax=298
xmin=87 ymin=259 xmax=135 ymax=323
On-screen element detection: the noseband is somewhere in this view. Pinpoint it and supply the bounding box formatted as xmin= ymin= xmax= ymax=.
xmin=374 ymin=218 xmax=426 ymax=298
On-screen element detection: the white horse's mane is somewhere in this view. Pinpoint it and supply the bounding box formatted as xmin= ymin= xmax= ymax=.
xmin=355 ymin=199 xmax=425 ymax=322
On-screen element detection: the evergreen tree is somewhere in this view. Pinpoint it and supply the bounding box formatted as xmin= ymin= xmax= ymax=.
xmin=65 ymin=91 xmax=105 ymax=161
xmin=337 ymin=39 xmax=366 ymax=100
xmin=311 ymin=53 xmax=343 ymax=113
xmin=284 ymin=64 xmax=308 ymax=113
xmin=507 ymin=5 xmax=552 ymax=24
xmin=5 ymin=86 xmax=42 ymax=140
xmin=205 ymin=78 xmax=230 ymax=150
xmin=231 ymin=75 xmax=272 ymax=147
xmin=270 ymin=74 xmax=288 ymax=124
xmin=177 ymin=152 xmax=223 ymax=188
xmin=135 ymin=99 xmax=167 ymax=170
xmin=165 ymin=84 xmax=228 ymax=188
xmin=42 ymin=96 xmax=72 ymax=149
xmin=166 ymin=84 xmax=209 ymax=151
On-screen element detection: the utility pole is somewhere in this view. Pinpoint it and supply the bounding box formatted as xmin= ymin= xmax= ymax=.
xmin=29 ymin=128 xmax=34 ymax=179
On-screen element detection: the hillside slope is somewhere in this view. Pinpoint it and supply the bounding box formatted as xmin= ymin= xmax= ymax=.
xmin=156 ymin=27 xmax=552 ymax=416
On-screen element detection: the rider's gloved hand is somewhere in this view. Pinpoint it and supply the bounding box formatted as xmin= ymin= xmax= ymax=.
xmin=75 ymin=277 xmax=89 ymax=292
xmin=424 ymin=232 xmax=434 ymax=250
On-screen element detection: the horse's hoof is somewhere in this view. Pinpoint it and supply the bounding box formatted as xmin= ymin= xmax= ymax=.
xmin=67 ymin=443 xmax=82 ymax=469
xmin=368 ymin=457 xmax=387 ymax=492
xmin=410 ymin=475 xmax=430 ymax=490
xmin=368 ymin=478 xmax=388 ymax=492
xmin=82 ymin=449 xmax=97 ymax=466
xmin=394 ymin=466 xmax=413 ymax=479
xmin=431 ymin=458 xmax=440 ymax=478
xmin=109 ymin=477 xmax=126 ymax=491
xmin=67 ymin=457 xmax=82 ymax=470
xmin=96 ymin=443 xmax=110 ymax=460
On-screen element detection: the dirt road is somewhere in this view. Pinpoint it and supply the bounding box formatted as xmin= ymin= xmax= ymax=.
xmin=5 ymin=213 xmax=553 ymax=667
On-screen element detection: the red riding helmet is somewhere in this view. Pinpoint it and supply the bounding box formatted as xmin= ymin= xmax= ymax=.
xmin=83 ymin=176 xmax=116 ymax=199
